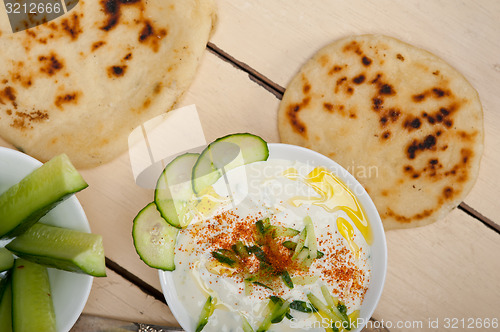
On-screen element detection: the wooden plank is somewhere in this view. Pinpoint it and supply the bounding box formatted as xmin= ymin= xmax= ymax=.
xmin=210 ymin=0 xmax=500 ymax=226
xmin=374 ymin=208 xmax=500 ymax=331
xmin=81 ymin=268 xmax=179 ymax=327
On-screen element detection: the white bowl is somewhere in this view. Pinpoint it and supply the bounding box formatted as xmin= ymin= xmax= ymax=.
xmin=159 ymin=143 xmax=387 ymax=332
xmin=0 ymin=147 xmax=93 ymax=332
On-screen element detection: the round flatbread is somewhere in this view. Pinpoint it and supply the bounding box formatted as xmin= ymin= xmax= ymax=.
xmin=278 ymin=34 xmax=484 ymax=230
xmin=0 ymin=0 xmax=217 ymax=168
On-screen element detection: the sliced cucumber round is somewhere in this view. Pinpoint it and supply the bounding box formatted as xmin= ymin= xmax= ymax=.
xmin=133 ymin=203 xmax=178 ymax=271
xmin=192 ymin=133 xmax=269 ymax=194
xmin=155 ymin=153 xmax=199 ymax=228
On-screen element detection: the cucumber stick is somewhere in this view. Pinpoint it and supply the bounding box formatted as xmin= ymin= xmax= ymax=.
xmin=192 ymin=133 xmax=269 ymax=194
xmin=0 ymin=274 xmax=12 ymax=332
xmin=0 ymin=248 xmax=14 ymax=272
xmin=133 ymin=203 xmax=178 ymax=270
xmin=0 ymin=154 xmax=88 ymax=239
xmin=195 ymin=295 xmax=216 ymax=332
xmin=155 ymin=153 xmax=199 ymax=228
xmin=12 ymin=259 xmax=56 ymax=332
xmin=6 ymin=223 xmax=106 ymax=277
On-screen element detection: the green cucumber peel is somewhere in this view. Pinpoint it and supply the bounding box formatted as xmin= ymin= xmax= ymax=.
xmin=281 ymin=270 xmax=294 ymax=289
xmin=195 ymin=296 xmax=216 ymax=332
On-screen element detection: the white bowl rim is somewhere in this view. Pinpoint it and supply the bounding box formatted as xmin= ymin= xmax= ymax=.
xmin=0 ymin=147 xmax=93 ymax=332
xmin=159 ymin=142 xmax=387 ymax=332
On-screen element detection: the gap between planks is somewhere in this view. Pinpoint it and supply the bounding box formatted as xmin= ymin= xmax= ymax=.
xmin=206 ymin=42 xmax=500 ymax=236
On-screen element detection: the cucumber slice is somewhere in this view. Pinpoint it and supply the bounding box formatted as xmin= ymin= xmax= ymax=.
xmin=0 ymin=154 xmax=88 ymax=239
xmin=12 ymin=259 xmax=56 ymax=332
xmin=304 ymin=216 xmax=318 ymax=259
xmin=192 ymin=133 xmax=269 ymax=194
xmin=133 ymin=203 xmax=178 ymax=270
xmin=155 ymin=153 xmax=199 ymax=228
xmin=195 ymin=295 xmax=216 ymax=332
xmin=257 ymin=297 xmax=290 ymax=331
xmin=289 ymin=300 xmax=316 ymax=313
xmin=0 ymin=274 xmax=12 ymax=332
xmin=6 ymin=223 xmax=106 ymax=277
xmin=0 ymin=248 xmax=14 ymax=272
xmin=241 ymin=315 xmax=254 ymax=332
xmin=270 ymin=225 xmax=300 ymax=238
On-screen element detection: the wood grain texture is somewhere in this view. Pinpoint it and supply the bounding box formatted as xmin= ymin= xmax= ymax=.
xmin=210 ymin=0 xmax=500 ymax=227
xmin=376 ymin=208 xmax=500 ymax=331
xmin=81 ymin=268 xmax=179 ymax=327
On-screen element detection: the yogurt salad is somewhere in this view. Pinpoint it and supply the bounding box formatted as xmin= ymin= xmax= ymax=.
xmin=133 ymin=134 xmax=384 ymax=332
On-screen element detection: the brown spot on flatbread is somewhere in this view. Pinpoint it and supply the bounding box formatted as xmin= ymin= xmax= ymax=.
xmin=382 ymin=131 xmax=391 ymax=139
xmin=153 ymin=82 xmax=163 ymax=94
xmin=335 ymin=77 xmax=347 ymax=93
xmin=139 ymin=20 xmax=168 ymax=52
xmin=380 ymin=116 xmax=388 ymax=126
xmin=92 ymin=41 xmax=106 ymax=51
xmin=379 ymin=84 xmax=394 ymax=95
xmin=372 ymin=97 xmax=383 ymax=111
xmin=404 ymin=117 xmax=422 ymax=130
xmin=61 ymin=13 xmax=82 ymax=40
xmin=123 ymin=53 xmax=133 ymax=60
xmin=371 ymin=73 xmax=381 ymax=84
xmin=0 ymin=87 xmax=17 ymax=106
xmin=286 ymin=97 xmax=310 ymax=136
xmin=108 ymin=65 xmax=127 ymax=77
xmin=386 ymin=207 xmax=435 ymax=223
xmin=38 ymin=54 xmax=64 ymax=76
xmin=318 ymin=55 xmax=329 ymax=67
xmin=11 ymin=110 xmax=49 ymax=130
xmin=396 ymin=53 xmax=404 ymax=61
xmin=442 ymin=186 xmax=454 ymax=199
xmin=413 ymin=94 xmax=426 ymax=102
xmin=362 ymin=56 xmax=372 ymax=66
xmin=328 ymin=65 xmax=343 ymax=75
xmin=412 ymin=87 xmax=451 ymax=102
xmin=406 ymin=134 xmax=437 ymax=159
xmin=433 ymin=70 xmax=440 ymax=76
xmin=343 ymin=40 xmax=363 ymax=55
xmin=100 ymin=0 xmax=142 ymax=31
xmin=346 ymin=86 xmax=354 ymax=95
xmin=303 ymin=83 xmax=311 ymax=94
xmin=323 ymin=103 xmax=345 ymax=115
xmin=353 ymin=74 xmax=365 ymax=84
xmin=54 ymin=92 xmax=80 ymax=109
xmin=389 ymin=109 xmax=401 ymax=121
xmin=461 ymin=148 xmax=472 ymax=165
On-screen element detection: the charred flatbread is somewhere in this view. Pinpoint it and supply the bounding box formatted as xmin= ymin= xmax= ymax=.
xmin=0 ymin=0 xmax=217 ymax=168
xmin=278 ymin=34 xmax=483 ymax=230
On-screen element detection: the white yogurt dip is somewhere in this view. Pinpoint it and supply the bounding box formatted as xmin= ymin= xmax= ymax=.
xmin=171 ymin=159 xmax=372 ymax=331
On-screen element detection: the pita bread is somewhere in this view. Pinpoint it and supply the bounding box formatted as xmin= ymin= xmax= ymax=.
xmin=0 ymin=0 xmax=217 ymax=168
xmin=278 ymin=34 xmax=483 ymax=230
